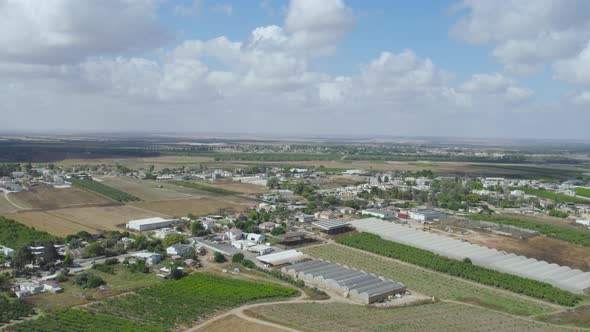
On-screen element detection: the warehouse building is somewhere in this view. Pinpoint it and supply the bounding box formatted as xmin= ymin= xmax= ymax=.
xmin=350 ymin=218 xmax=590 ymax=294
xmin=257 ymin=250 xmax=308 ymax=266
xmin=126 ymin=217 xmax=181 ymax=231
xmin=282 ymin=260 xmax=405 ymax=304
xmin=312 ymin=220 xmax=352 ymax=235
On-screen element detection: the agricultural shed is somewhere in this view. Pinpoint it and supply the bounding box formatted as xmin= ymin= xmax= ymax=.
xmin=350 ymin=218 xmax=590 ymax=294
xmin=282 ymin=259 xmax=405 ymax=304
xmin=312 ymin=220 xmax=352 ymax=235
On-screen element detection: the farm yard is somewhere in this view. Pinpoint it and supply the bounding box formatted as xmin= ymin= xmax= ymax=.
xmin=247 ymin=302 xmax=565 ymax=332
xmin=8 ymin=184 xmax=114 ymax=210
xmin=87 ymin=273 xmax=298 ymax=330
xmin=303 ymin=244 xmax=557 ymax=316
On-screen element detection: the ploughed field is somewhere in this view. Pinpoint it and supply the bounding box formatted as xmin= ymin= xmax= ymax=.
xmin=9 ymin=184 xmax=114 ymax=210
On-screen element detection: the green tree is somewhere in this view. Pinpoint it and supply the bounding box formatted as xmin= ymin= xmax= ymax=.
xmin=271 ymin=227 xmax=286 ymax=236
xmin=213 ymin=252 xmax=226 ymax=263
xmin=162 ymin=234 xmax=185 ymax=248
xmin=232 ymin=253 xmax=244 ymax=263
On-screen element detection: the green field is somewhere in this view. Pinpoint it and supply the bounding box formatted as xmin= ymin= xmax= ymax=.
xmin=514 ymin=187 xmax=588 ymax=204
xmin=88 ymin=273 xmax=298 ymax=329
xmin=0 ymin=217 xmax=59 ymax=249
xmin=170 ymin=181 xmax=239 ymax=195
xmin=468 ymin=214 xmax=590 ymax=248
xmin=472 ymin=165 xmax=585 ymax=181
xmin=336 ymin=233 xmax=580 ymax=306
xmin=249 ymin=302 xmax=565 ymax=332
xmin=14 ymin=309 xmax=165 ymax=332
xmin=575 ymin=188 xmax=590 ymax=198
xmin=0 ymin=295 xmax=34 ymax=326
xmin=303 ymin=244 xmax=557 ymax=316
xmin=70 ymin=178 xmax=140 ymax=202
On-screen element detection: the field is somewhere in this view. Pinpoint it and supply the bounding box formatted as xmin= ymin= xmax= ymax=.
xmin=0 ymin=295 xmax=34 ymax=326
xmin=206 ymin=179 xmax=267 ymax=195
xmin=336 ymin=233 xmax=580 ymax=306
xmin=132 ymin=196 xmax=254 ymax=218
xmin=0 ymin=194 xmax=20 ymax=214
xmin=303 ymin=244 xmax=557 ymax=316
xmin=9 ymin=184 xmax=113 ymax=210
xmin=0 ymin=217 xmax=58 ymax=248
xmin=98 ymin=177 xmax=195 ymax=202
xmin=13 ymin=309 xmax=165 ymax=332
xmin=171 ymin=181 xmax=240 ymax=195
xmin=514 ymin=187 xmax=589 ymax=204
xmin=575 ymin=188 xmax=590 ymax=198
xmin=23 ymin=266 xmax=162 ymax=312
xmin=468 ymin=214 xmax=590 ymax=248
xmin=197 ymin=315 xmax=287 ymax=332
xmin=470 ymin=164 xmax=586 ymax=181
xmin=9 ymin=205 xmax=166 ymax=236
xmin=247 ymin=302 xmax=565 ymax=332
xmin=88 ymin=273 xmax=298 ymax=329
xmin=70 ymin=178 xmax=140 ymax=202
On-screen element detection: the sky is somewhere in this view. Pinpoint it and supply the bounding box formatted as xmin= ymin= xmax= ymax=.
xmin=1 ymin=0 xmax=590 ymax=139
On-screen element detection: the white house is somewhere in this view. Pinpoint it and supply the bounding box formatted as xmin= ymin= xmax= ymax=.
xmin=361 ymin=209 xmax=395 ymax=219
xmin=0 ymin=245 xmax=15 ymax=257
xmin=245 ymin=233 xmax=266 ymax=243
xmin=166 ymin=244 xmax=194 ymax=256
xmin=259 ymin=222 xmax=278 ymax=231
xmin=153 ymin=228 xmax=180 ymax=239
xmin=132 ymin=252 xmax=162 ymax=266
xmin=576 ymin=219 xmax=590 ymax=227
xmin=224 ymin=228 xmax=243 ymax=241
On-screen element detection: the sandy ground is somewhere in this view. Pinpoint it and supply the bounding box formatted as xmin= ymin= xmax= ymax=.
xmin=9 ymin=184 xmax=113 ymax=210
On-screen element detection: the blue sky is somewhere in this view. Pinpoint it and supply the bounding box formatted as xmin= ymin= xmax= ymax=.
xmin=0 ymin=0 xmax=589 ymax=139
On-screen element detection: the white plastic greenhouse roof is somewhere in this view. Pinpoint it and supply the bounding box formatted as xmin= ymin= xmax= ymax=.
xmin=350 ymin=218 xmax=590 ymax=294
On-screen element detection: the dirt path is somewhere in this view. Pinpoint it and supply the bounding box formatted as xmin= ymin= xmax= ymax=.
xmin=187 ymin=292 xmax=343 ymax=332
xmin=1 ymin=189 xmax=28 ymax=210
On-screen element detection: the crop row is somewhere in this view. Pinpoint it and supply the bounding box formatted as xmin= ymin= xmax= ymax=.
xmin=70 ymin=178 xmax=140 ymax=202
xmin=14 ymin=309 xmax=165 ymax=332
xmin=89 ymin=273 xmax=298 ymax=328
xmin=336 ymin=233 xmax=581 ymax=306
xmin=0 ymin=296 xmax=34 ymax=326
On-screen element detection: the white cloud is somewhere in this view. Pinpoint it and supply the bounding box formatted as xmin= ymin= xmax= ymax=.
xmin=554 ymin=41 xmax=590 ymax=85
xmin=0 ymin=0 xmax=168 ymax=65
xmin=212 ymin=3 xmax=233 ymax=16
xmin=450 ymin=0 xmax=590 ymax=73
xmin=571 ymin=91 xmax=590 ymax=105
xmin=285 ymin=0 xmax=354 ymax=55
xmin=174 ymin=0 xmax=202 ymax=16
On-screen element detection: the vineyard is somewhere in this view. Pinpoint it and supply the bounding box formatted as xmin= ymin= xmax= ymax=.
xmin=13 ymin=309 xmax=165 ymax=332
xmin=70 ymin=178 xmax=140 ymax=202
xmin=0 ymin=217 xmax=59 ymax=248
xmin=575 ymin=188 xmax=590 ymax=198
xmin=303 ymin=244 xmax=555 ymax=316
xmin=88 ymin=273 xmax=298 ymax=329
xmin=248 ymin=302 xmax=563 ymax=332
xmin=467 ymin=214 xmax=590 ymax=248
xmin=513 ymin=187 xmax=588 ymax=204
xmin=336 ymin=233 xmax=580 ymax=306
xmin=0 ymin=296 xmax=34 ymax=326
xmin=170 ymin=181 xmax=239 ymax=195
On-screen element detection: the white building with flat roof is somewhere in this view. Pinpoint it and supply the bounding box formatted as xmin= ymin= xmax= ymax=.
xmin=127 ymin=217 xmax=180 ymax=231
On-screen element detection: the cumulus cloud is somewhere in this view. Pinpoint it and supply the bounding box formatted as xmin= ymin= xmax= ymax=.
xmin=0 ymin=0 xmax=168 ymax=65
xmin=554 ymin=41 xmax=590 ymax=85
xmin=450 ymin=0 xmax=590 ymax=73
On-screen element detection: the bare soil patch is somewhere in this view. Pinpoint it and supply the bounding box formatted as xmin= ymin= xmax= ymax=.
xmin=197 ymin=314 xmax=287 ymax=332
xmin=10 ymin=184 xmax=113 ymax=209
xmin=132 ymin=196 xmax=254 ymax=218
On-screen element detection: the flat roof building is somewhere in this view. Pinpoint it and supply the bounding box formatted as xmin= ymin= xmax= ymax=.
xmin=257 ymin=250 xmax=307 ymax=266
xmin=127 ymin=217 xmax=181 ymax=231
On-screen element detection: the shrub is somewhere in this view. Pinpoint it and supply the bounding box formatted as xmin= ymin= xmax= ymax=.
xmin=213 ymin=252 xmax=226 ymax=263
xmin=241 ymin=259 xmax=255 ymax=269
xmin=74 ymin=273 xmax=105 ymax=289
xmin=232 ymin=253 xmax=244 ymax=263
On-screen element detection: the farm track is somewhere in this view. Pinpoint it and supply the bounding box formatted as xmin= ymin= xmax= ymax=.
xmin=1 ymin=189 xmax=27 ymax=210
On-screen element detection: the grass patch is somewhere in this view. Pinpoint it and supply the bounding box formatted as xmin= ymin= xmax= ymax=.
xmin=70 ymin=178 xmax=140 ymax=202
xmin=575 ymin=188 xmax=590 ymax=198
xmin=514 ymin=187 xmax=588 ymax=204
